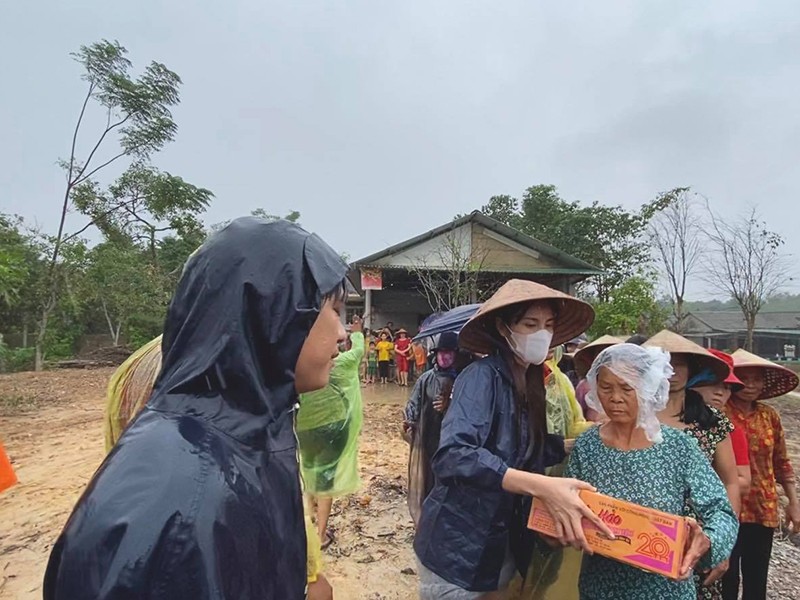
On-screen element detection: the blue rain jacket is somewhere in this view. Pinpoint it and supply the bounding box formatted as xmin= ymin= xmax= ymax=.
xmin=414 ymin=354 xmax=565 ymax=592
xmin=43 ymin=218 xmax=348 ymax=600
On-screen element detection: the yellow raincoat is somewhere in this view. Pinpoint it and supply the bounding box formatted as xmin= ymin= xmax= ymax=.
xmin=514 ymin=347 xmax=591 ymax=600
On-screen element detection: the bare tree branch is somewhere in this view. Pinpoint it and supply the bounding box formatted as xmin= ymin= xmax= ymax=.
xmin=409 ymin=228 xmax=491 ymax=312
xmin=61 ymin=198 xmax=142 ymax=244
xmin=73 ymin=150 xmax=131 ymax=186
xmin=703 ymin=204 xmax=792 ymax=351
xmin=649 ymin=189 xmax=704 ymax=331
xmin=71 ymin=114 xmax=132 ymax=185
xmin=66 ymin=84 xmax=95 ymax=183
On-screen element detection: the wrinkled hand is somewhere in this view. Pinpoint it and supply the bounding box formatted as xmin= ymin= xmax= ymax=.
xmin=680 ymin=518 xmax=710 ymax=579
xmin=702 ymin=559 xmax=729 ymax=586
xmin=785 ymin=501 xmax=800 ymax=534
xmin=534 ymin=477 xmax=615 ymax=553
xmin=307 ymin=574 xmax=334 ymax=600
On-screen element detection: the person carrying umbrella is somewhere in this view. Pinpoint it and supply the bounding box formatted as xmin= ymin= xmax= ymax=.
xmin=403 ymin=331 xmax=462 ymax=526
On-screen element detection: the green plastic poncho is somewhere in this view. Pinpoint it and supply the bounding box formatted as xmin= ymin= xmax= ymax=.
xmin=104 ymin=336 xmax=163 ymax=452
xmin=545 ymin=346 xmax=592 ymax=441
xmin=296 ymin=331 xmax=365 ymax=497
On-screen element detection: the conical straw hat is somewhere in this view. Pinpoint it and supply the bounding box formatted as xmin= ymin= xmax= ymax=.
xmin=643 ymin=329 xmax=730 ymax=384
xmin=731 ymin=349 xmax=799 ymax=400
xmin=458 ymin=279 xmax=595 ymax=355
xmin=574 ymin=335 xmax=625 ymax=378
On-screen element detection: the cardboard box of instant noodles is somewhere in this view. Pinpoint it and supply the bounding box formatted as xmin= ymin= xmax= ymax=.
xmin=528 ymin=490 xmax=689 ymax=580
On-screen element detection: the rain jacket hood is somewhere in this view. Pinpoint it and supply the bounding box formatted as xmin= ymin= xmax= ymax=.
xmin=153 ymin=216 xmax=347 ymax=445
xmin=44 ymin=218 xmax=348 ymax=600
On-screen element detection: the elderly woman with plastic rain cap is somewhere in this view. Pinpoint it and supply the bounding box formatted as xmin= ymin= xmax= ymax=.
xmin=565 ymin=343 xmax=738 ymax=600
xmin=414 ymin=279 xmax=615 ymax=599
xmin=572 ymin=336 xmax=624 ymax=422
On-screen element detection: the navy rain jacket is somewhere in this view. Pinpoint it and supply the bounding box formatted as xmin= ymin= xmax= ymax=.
xmin=414 ymin=354 xmax=565 ymax=592
xmin=43 ymin=218 xmax=348 ymax=600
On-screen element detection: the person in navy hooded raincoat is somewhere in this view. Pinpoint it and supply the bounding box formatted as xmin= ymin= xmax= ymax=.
xmin=43 ymin=217 xmax=349 ymax=600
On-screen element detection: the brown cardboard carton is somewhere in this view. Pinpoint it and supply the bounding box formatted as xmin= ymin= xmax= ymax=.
xmin=528 ymin=490 xmax=688 ymax=580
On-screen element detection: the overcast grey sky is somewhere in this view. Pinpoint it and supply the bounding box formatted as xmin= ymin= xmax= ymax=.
xmin=2 ymin=1 xmax=799 ymax=299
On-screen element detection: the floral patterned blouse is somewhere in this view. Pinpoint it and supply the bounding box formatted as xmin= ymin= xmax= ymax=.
xmin=566 ymin=426 xmax=738 ymax=600
xmin=682 ymin=407 xmax=734 ymax=600
xmin=682 ymin=407 xmax=734 ymax=462
xmin=726 ymin=402 xmax=796 ymax=528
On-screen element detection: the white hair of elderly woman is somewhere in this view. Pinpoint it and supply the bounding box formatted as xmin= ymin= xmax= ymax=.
xmin=585 ymin=343 xmax=674 ymax=443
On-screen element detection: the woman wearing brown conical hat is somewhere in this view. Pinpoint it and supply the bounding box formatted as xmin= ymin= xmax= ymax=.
xmin=572 ymin=335 xmax=624 ymax=421
xmin=721 ymin=350 xmax=800 ymax=600
xmin=414 ymin=279 xmax=616 ymax=598
xmin=644 ymin=330 xmax=741 ymax=600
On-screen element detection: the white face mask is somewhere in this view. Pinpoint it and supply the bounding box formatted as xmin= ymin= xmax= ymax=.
xmin=505 ymin=328 xmax=553 ymax=365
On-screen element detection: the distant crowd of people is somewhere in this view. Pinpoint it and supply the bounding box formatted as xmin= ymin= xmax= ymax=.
xmin=361 ymin=322 xmax=428 ymax=386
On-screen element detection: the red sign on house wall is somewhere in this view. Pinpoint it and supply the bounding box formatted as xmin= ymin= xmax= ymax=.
xmin=360 ymin=268 xmax=383 ymax=290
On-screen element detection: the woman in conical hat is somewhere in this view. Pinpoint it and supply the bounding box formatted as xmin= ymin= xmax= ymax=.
xmin=722 ymin=350 xmax=799 ymax=600
xmin=572 ymin=335 xmax=624 ymax=421
xmin=644 ymin=330 xmax=741 ymax=600
xmin=414 ymin=279 xmax=615 ymax=598
xmin=689 ymin=349 xmax=751 ymax=502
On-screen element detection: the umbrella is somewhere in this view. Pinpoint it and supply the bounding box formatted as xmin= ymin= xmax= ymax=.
xmin=413 ymin=303 xmax=482 ymax=342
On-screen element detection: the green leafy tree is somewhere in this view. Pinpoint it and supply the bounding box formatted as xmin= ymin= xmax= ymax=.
xmin=251 ymin=208 xmax=301 ymax=223
xmin=589 ymin=276 xmax=666 ymax=338
xmin=71 ymin=162 xmax=212 ymax=265
xmin=212 ymin=209 xmax=302 ymax=234
xmin=84 ymin=241 xmax=170 ymax=346
xmin=157 ymin=229 xmax=208 ymax=279
xmin=480 ymin=195 xmax=521 ymax=228
xmin=0 ymin=218 xmax=55 ymax=350
xmin=481 ymin=185 xmax=663 ymax=301
xmin=36 ymin=39 xmax=186 ymax=370
xmin=0 ymin=215 xmax=33 ymax=307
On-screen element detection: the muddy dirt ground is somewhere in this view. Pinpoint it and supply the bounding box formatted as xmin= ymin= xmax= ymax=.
xmin=1 ymin=369 xmax=799 ymax=599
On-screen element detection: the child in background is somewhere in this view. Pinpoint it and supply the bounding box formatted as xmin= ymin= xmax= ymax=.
xmin=413 ymin=341 xmax=428 ymax=377
xmin=366 ymin=342 xmax=379 ymax=384
xmin=360 ymin=328 xmax=373 ymax=383
xmin=394 ymin=329 xmax=412 ymax=387
xmin=376 ymin=333 xmax=394 ymax=385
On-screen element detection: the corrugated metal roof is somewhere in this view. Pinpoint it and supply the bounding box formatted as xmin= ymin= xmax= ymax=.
xmin=685 ymin=311 xmax=800 ymax=332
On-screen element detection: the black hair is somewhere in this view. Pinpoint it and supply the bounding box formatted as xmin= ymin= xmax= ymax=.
xmin=626 ymin=334 xmax=648 ymax=346
xmin=321 ymin=279 xmax=348 ymax=304
xmin=489 ymin=299 xmax=561 ymax=464
xmin=683 ymin=389 xmax=720 ymax=430
xmin=495 ymin=299 xmax=561 ymax=329
xmin=681 ymin=356 xmax=721 ymax=430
